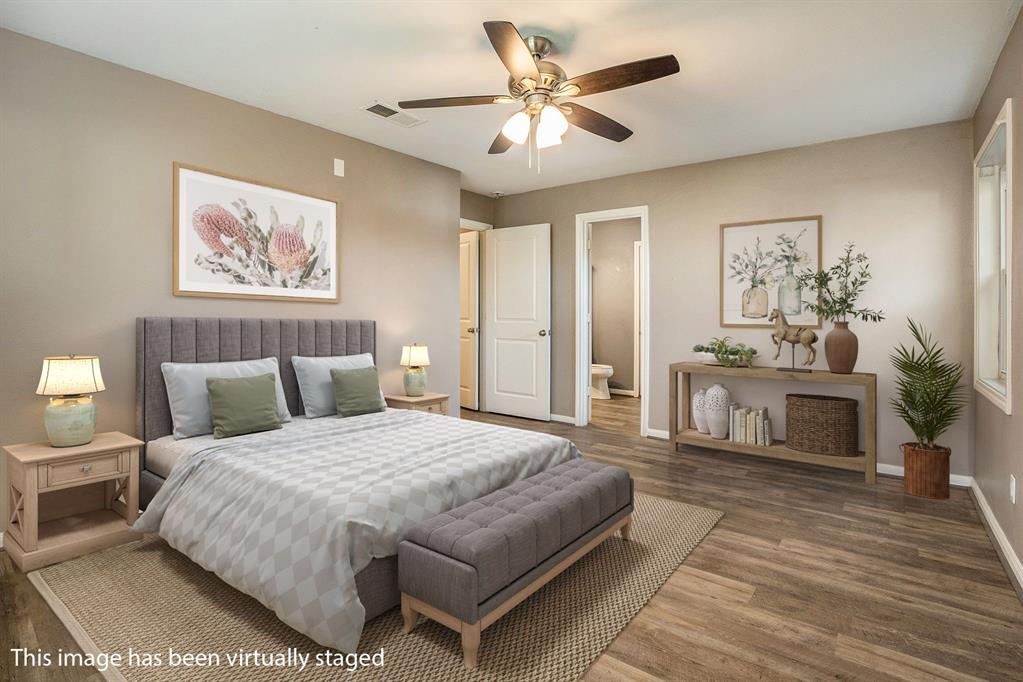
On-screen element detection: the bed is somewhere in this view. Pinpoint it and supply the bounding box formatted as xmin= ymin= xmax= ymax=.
xmin=133 ymin=317 xmax=580 ymax=653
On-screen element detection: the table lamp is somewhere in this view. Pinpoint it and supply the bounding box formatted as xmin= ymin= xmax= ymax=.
xmin=400 ymin=344 xmax=430 ymax=397
xmin=36 ymin=355 xmax=105 ymax=447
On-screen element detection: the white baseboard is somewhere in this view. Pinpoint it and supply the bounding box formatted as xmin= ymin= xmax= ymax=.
xmin=971 ymin=479 xmax=1023 ymax=596
xmin=550 ymin=413 xmax=576 ymax=425
xmin=609 ymin=388 xmax=638 ymax=397
xmin=646 ymin=428 xmax=669 ymax=440
xmin=875 ymin=463 xmax=974 ymax=488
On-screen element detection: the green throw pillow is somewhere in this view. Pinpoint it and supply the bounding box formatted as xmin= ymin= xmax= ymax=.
xmin=331 ymin=366 xmax=386 ymax=417
xmin=206 ymin=373 xmax=283 ymax=439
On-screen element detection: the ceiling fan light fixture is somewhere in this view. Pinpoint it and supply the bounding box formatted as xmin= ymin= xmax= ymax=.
xmin=501 ymin=110 xmax=531 ymax=144
xmin=539 ymin=105 xmax=569 ymax=137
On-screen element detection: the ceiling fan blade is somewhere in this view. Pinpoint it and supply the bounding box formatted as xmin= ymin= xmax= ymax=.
xmin=565 ymin=55 xmax=679 ymax=96
xmin=483 ymin=21 xmax=541 ymax=84
xmin=563 ymin=103 xmax=633 ymax=142
xmin=488 ymin=130 xmax=514 ymax=154
xmin=398 ymin=95 xmax=506 ymax=109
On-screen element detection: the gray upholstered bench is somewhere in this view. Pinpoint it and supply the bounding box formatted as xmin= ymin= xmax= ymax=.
xmin=397 ymin=459 xmax=634 ymax=670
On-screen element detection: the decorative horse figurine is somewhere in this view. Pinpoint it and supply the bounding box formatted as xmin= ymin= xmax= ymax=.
xmin=769 ymin=309 xmax=818 ymax=367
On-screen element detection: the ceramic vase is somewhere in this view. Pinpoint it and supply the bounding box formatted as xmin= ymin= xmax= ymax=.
xmin=704 ymin=383 xmax=731 ymax=440
xmin=692 ymin=389 xmax=709 ymax=434
xmin=825 ymin=321 xmax=858 ymax=374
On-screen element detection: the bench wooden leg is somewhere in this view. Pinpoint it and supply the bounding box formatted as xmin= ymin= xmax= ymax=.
xmin=620 ymin=517 xmax=632 ymax=541
xmin=461 ymin=621 xmax=481 ymax=670
xmin=401 ymin=594 xmax=418 ymax=634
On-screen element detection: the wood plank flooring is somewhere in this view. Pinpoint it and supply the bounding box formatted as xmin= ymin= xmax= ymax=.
xmin=464 ymin=397 xmax=1023 ymax=681
xmin=2 ymin=396 xmax=1021 ymax=680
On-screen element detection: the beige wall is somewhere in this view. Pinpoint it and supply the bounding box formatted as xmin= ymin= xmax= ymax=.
xmin=0 ymin=30 xmax=462 ymax=523
xmin=460 ymin=189 xmax=495 ymax=225
xmin=972 ymin=12 xmax=1023 ymax=575
xmin=592 ymin=218 xmax=641 ymax=392
xmin=495 ymin=121 xmax=975 ymax=474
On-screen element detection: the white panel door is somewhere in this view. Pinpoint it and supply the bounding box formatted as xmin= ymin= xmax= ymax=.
xmin=484 ymin=224 xmax=551 ymax=420
xmin=459 ymin=231 xmax=479 ymax=410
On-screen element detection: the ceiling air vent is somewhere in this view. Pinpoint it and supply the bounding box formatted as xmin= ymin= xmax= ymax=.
xmin=363 ymin=100 xmax=425 ymax=128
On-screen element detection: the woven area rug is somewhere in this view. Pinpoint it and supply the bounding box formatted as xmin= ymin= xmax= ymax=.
xmin=30 ymin=493 xmax=721 ymax=682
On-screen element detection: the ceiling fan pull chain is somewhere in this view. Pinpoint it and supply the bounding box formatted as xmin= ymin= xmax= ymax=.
xmin=528 ymin=117 xmax=534 ymax=169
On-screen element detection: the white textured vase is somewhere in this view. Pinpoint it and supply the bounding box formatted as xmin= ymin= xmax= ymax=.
xmin=692 ymin=389 xmax=709 ymax=434
xmin=704 ymin=383 xmax=731 ymax=440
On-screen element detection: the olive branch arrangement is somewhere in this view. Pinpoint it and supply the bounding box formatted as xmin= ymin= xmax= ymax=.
xmin=795 ymin=242 xmax=885 ymax=323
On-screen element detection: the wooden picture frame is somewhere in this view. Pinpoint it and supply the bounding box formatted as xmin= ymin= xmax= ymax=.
xmin=719 ymin=215 xmax=822 ymax=329
xmin=173 ymin=162 xmax=340 ymax=303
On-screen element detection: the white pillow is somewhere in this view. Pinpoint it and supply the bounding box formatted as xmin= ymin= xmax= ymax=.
xmin=292 ymin=353 xmax=377 ymax=418
xmin=161 ymin=357 xmax=292 ymax=439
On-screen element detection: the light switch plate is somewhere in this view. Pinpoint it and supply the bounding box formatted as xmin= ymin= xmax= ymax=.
xmin=333 ymin=159 xmax=345 ymax=177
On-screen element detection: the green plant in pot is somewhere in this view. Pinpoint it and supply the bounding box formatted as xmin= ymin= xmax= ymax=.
xmin=889 ymin=319 xmax=967 ymax=499
xmin=796 ymin=243 xmax=884 ymax=373
xmin=693 ymin=337 xmax=758 ymax=367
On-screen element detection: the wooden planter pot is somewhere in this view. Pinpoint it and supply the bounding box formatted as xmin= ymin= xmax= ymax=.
xmin=902 ymin=443 xmax=950 ymax=499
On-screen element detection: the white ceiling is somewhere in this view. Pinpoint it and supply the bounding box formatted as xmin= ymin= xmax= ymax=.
xmin=2 ymin=1 xmax=1020 ymax=195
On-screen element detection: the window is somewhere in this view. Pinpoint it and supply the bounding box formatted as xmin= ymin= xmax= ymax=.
xmin=974 ymin=98 xmax=1013 ymax=414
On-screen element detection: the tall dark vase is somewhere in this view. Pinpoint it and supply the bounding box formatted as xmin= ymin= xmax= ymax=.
xmin=825 ymin=321 xmax=858 ymax=373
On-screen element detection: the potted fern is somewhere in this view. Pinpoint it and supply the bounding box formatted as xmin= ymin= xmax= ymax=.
xmin=889 ymin=319 xmax=967 ymax=499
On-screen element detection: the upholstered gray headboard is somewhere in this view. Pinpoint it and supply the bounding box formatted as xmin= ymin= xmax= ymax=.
xmin=135 ymin=317 xmax=376 ymax=443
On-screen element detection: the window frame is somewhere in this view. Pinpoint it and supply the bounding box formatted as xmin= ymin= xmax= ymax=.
xmin=973 ymin=98 xmax=1013 ymax=415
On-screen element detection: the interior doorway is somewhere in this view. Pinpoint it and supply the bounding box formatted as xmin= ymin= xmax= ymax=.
xmin=575 ymin=206 xmax=650 ymax=436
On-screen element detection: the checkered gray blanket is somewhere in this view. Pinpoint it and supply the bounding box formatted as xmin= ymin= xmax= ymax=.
xmin=133 ymin=409 xmax=579 ymax=652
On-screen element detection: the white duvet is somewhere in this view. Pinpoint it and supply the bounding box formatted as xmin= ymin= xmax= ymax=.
xmin=134 ymin=409 xmax=579 ymax=652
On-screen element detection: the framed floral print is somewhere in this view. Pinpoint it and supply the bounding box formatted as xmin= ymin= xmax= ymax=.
xmin=720 ymin=216 xmax=822 ymax=328
xmin=173 ymin=163 xmax=339 ymax=302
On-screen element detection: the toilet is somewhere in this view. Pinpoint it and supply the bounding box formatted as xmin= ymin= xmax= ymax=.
xmin=591 ymin=363 xmax=614 ymax=400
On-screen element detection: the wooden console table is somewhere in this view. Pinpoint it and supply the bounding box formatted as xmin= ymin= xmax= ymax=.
xmin=669 ymin=362 xmax=877 ymax=483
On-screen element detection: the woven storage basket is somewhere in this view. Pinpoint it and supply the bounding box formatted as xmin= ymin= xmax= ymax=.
xmin=785 ymin=393 xmax=858 ymax=456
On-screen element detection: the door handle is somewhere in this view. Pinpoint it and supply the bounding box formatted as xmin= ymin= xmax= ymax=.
xmin=539 ymin=329 xmax=548 ymax=337
xmin=467 ymin=327 xmax=476 ymax=334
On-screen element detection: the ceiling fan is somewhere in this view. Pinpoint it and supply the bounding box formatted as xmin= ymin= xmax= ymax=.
xmin=398 ymin=21 xmax=679 ymax=162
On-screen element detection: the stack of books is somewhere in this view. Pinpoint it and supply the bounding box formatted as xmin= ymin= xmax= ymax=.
xmin=728 ymin=404 xmax=773 ymax=446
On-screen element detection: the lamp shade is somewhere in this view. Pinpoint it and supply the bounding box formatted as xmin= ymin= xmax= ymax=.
xmin=36 ymin=355 xmax=105 ymax=396
xmin=501 ymin=111 xmax=530 ymax=145
xmin=399 ymin=344 xmax=430 ymax=367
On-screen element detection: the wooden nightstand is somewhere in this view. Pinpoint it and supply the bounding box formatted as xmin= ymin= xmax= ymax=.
xmin=4 ymin=431 xmax=143 ymax=572
xmin=384 ymin=392 xmax=451 ymax=416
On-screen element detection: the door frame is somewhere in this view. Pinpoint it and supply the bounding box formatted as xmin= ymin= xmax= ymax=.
xmin=460 ymin=218 xmax=492 ymax=232
xmin=459 ymin=218 xmax=491 ymax=411
xmin=574 ymin=206 xmax=651 ymax=436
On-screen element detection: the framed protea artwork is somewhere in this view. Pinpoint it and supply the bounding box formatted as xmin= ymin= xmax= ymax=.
xmin=173 ymin=163 xmax=339 ymax=302
xmin=720 ymin=216 xmax=822 ymax=328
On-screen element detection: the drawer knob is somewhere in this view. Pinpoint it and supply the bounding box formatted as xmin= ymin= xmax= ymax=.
xmin=81 ymin=464 xmax=92 ymax=473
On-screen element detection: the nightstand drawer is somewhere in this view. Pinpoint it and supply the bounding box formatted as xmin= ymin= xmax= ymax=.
xmin=46 ymin=452 xmax=123 ymax=487
xmin=419 ymin=402 xmax=446 ymax=415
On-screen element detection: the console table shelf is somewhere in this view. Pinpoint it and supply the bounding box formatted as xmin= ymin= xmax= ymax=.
xmin=669 ymin=362 xmax=877 ymax=483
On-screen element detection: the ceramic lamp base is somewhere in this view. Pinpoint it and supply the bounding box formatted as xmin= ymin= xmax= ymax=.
xmin=44 ymin=396 xmax=96 ymax=447
xmin=403 ymin=367 xmax=427 ymax=397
